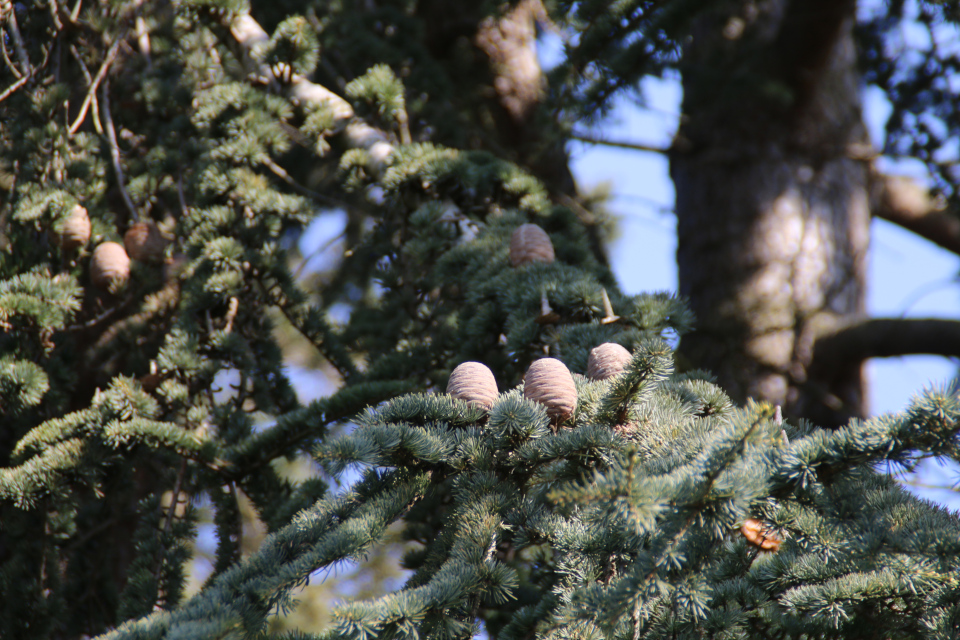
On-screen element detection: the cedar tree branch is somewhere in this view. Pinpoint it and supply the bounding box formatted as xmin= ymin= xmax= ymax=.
xmin=228 ymin=13 xmax=395 ymax=173
xmin=571 ymin=132 xmax=668 ymax=155
xmin=871 ymin=171 xmax=960 ymax=256
xmin=812 ymin=318 xmax=960 ymax=373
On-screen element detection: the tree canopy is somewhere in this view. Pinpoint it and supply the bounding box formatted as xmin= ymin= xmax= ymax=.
xmin=3 ymin=1 xmax=960 ymax=639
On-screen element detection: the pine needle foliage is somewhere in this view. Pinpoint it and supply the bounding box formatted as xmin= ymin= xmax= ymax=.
xmin=1 ymin=1 xmax=960 ymax=640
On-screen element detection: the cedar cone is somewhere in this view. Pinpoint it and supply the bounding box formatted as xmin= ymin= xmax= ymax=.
xmin=124 ymin=221 xmax=169 ymax=262
xmin=90 ymin=242 xmax=131 ymax=291
xmin=57 ymin=204 xmax=91 ymax=251
xmin=447 ymin=362 xmax=499 ymax=410
xmin=509 ymin=223 xmax=555 ymax=267
xmin=741 ymin=518 xmax=782 ymax=552
xmin=587 ymin=343 xmax=633 ymax=380
xmin=524 ymin=357 xmax=577 ymax=422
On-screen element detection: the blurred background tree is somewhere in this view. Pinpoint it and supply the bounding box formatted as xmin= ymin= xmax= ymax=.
xmin=4 ymin=0 xmax=960 ymax=638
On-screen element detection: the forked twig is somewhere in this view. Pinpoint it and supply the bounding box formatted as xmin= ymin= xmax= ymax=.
xmin=100 ymin=76 xmax=140 ymax=222
xmin=69 ymin=38 xmax=121 ymax=134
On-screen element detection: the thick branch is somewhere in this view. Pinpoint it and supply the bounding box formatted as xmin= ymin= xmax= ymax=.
xmin=871 ymin=172 xmax=960 ymax=256
xmin=228 ymin=13 xmax=394 ymax=173
xmin=813 ymin=318 xmax=960 ymax=373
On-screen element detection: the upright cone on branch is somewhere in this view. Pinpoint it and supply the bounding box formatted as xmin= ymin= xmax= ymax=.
xmin=56 ymin=204 xmax=91 ymax=251
xmin=509 ymin=223 xmax=555 ymax=267
xmin=524 ymin=357 xmax=577 ymax=424
xmin=587 ymin=343 xmax=632 ymax=380
xmin=90 ymin=242 xmax=131 ymax=291
xmin=124 ymin=221 xmax=169 ymax=263
xmin=447 ymin=362 xmax=499 ymax=410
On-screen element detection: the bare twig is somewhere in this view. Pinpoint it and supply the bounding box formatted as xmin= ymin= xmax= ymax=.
xmin=69 ymin=37 xmax=121 ymax=135
xmin=1 ymin=27 xmax=22 ymax=78
xmin=3 ymin=4 xmax=32 ymax=76
xmin=260 ymin=155 xmax=349 ymax=208
xmin=896 ymin=477 xmax=959 ymax=493
xmin=47 ymin=0 xmax=63 ymax=32
xmin=99 ymin=76 xmax=140 ymax=222
xmin=176 ymin=170 xmax=190 ymax=217
xmin=135 ymin=16 xmax=151 ymax=62
xmin=292 ymin=227 xmax=346 ymax=279
xmin=0 ymin=72 xmax=30 ymax=104
xmin=69 ymin=44 xmax=104 ymax=134
xmin=0 ymin=40 xmax=52 ymax=104
xmin=223 ymin=297 xmax=239 ymax=333
xmin=572 ymin=131 xmax=669 ymax=155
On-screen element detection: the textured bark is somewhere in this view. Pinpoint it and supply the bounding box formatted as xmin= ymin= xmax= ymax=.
xmin=671 ymin=0 xmax=870 ymax=425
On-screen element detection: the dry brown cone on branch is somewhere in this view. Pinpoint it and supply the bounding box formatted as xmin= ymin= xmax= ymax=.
xmin=741 ymin=518 xmax=783 ymax=552
xmin=447 ymin=362 xmax=499 ymax=411
xmin=89 ymin=242 xmax=131 ymax=292
xmin=56 ymin=204 xmax=91 ymax=252
xmin=587 ymin=343 xmax=633 ymax=381
xmin=510 ymin=223 xmax=555 ymax=267
xmin=524 ymin=357 xmax=577 ymax=427
xmin=124 ymin=220 xmax=170 ymax=263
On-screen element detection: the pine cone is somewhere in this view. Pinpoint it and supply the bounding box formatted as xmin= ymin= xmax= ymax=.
xmin=524 ymin=358 xmax=577 ymax=423
xmin=741 ymin=518 xmax=782 ymax=552
xmin=57 ymin=204 xmax=91 ymax=251
xmin=587 ymin=343 xmax=633 ymax=380
xmin=509 ymin=223 xmax=555 ymax=267
xmin=447 ymin=361 xmax=499 ymax=410
xmin=124 ymin=221 xmax=169 ymax=263
xmin=90 ymin=242 xmax=131 ymax=291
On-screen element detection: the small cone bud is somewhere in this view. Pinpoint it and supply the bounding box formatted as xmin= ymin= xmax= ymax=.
xmin=124 ymin=221 xmax=169 ymax=262
xmin=447 ymin=362 xmax=498 ymax=410
xmin=587 ymin=343 xmax=632 ymax=381
xmin=599 ymin=288 xmax=620 ymax=324
xmin=57 ymin=204 xmax=91 ymax=251
xmin=524 ymin=358 xmax=577 ymax=423
xmin=509 ymin=223 xmax=555 ymax=267
xmin=90 ymin=242 xmax=131 ymax=291
xmin=536 ymin=292 xmax=559 ymax=324
xmin=741 ymin=518 xmax=782 ymax=552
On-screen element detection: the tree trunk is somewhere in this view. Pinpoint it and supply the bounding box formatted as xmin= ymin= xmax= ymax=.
xmin=671 ymin=0 xmax=870 ymax=426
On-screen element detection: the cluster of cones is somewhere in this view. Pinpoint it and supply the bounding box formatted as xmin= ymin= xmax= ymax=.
xmin=451 ymin=221 xmax=783 ymax=550
xmin=55 ymin=204 xmax=171 ymax=292
xmin=446 ymin=342 xmax=632 ymax=423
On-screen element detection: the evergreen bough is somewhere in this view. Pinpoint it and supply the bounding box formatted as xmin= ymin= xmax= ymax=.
xmin=1 ymin=1 xmax=959 ymax=639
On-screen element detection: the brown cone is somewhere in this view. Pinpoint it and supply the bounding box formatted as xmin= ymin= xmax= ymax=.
xmin=741 ymin=518 xmax=782 ymax=552
xmin=587 ymin=343 xmax=633 ymax=380
xmin=524 ymin=357 xmax=577 ymax=422
xmin=90 ymin=242 xmax=131 ymax=291
xmin=124 ymin=221 xmax=169 ymax=263
xmin=57 ymin=204 xmax=91 ymax=251
xmin=509 ymin=223 xmax=555 ymax=267
xmin=447 ymin=362 xmax=498 ymax=410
